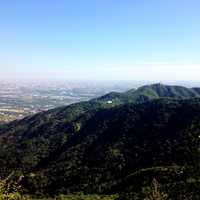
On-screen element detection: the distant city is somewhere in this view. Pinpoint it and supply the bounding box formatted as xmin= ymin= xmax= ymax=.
xmin=0 ymin=79 xmax=199 ymax=123
xmin=0 ymin=80 xmax=138 ymax=123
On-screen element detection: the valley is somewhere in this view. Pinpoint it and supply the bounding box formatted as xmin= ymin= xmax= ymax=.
xmin=0 ymin=80 xmax=136 ymax=123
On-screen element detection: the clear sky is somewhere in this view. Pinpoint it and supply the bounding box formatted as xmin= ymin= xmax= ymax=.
xmin=0 ymin=0 xmax=200 ymax=81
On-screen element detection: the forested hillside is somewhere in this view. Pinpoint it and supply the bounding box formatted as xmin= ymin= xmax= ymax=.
xmin=0 ymin=84 xmax=199 ymax=199
xmin=93 ymin=83 xmax=200 ymax=105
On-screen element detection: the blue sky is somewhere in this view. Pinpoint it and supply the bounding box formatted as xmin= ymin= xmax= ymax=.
xmin=0 ymin=0 xmax=200 ymax=81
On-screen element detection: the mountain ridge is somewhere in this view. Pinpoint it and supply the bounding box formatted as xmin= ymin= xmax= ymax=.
xmin=0 ymin=84 xmax=200 ymax=198
xmin=93 ymin=83 xmax=200 ymax=105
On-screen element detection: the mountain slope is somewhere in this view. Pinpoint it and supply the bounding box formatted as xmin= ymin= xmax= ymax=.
xmin=0 ymin=84 xmax=200 ymax=198
xmin=93 ymin=83 xmax=200 ymax=105
xmin=0 ymin=98 xmax=199 ymax=197
xmin=192 ymin=87 xmax=200 ymax=95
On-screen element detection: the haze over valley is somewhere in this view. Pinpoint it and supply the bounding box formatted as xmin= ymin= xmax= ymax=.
xmin=0 ymin=80 xmax=141 ymax=123
xmin=1 ymin=80 xmax=199 ymax=123
xmin=0 ymin=0 xmax=200 ymax=199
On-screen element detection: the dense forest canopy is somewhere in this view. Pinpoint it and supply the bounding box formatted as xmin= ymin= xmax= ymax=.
xmin=0 ymin=84 xmax=199 ymax=199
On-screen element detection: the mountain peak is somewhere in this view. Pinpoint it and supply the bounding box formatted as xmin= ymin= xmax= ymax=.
xmin=93 ymin=83 xmax=200 ymax=106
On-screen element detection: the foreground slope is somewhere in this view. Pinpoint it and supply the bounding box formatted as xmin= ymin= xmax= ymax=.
xmin=0 ymin=84 xmax=199 ymax=198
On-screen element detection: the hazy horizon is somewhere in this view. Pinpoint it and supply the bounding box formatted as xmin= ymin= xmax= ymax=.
xmin=0 ymin=1 xmax=200 ymax=81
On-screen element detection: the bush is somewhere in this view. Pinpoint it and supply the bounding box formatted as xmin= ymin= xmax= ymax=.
xmin=0 ymin=173 xmax=24 ymax=200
